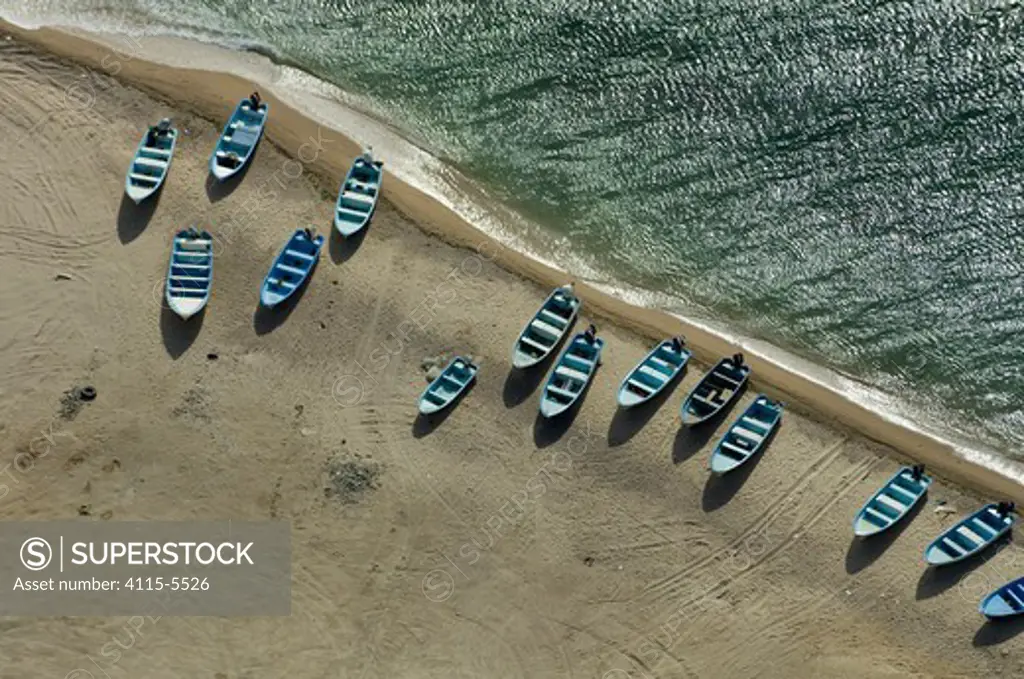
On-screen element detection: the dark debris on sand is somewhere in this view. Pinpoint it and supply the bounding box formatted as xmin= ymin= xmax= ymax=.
xmin=58 ymin=385 xmax=95 ymax=421
xmin=172 ymin=385 xmax=211 ymax=423
xmin=324 ymin=458 xmax=382 ymax=504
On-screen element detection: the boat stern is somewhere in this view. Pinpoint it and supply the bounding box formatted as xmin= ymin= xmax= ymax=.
xmin=980 ymin=593 xmax=1017 ymax=619
xmin=709 ymin=454 xmax=740 ymax=475
xmin=512 ymin=348 xmax=542 ymax=370
xmin=924 ymin=544 xmax=957 ymax=567
xmin=539 ymin=397 xmax=568 ymax=419
xmin=125 ymin=185 xmax=152 ymax=204
xmin=167 ymin=297 xmax=207 ymax=321
xmin=260 ymin=290 xmax=284 ymax=308
xmin=680 ymin=406 xmax=709 ymax=427
xmin=210 ymin=163 xmax=237 ymax=182
xmin=852 ymin=517 xmax=885 ymax=539
xmin=418 ymin=400 xmax=441 ymax=416
xmin=616 ymin=387 xmax=647 ymax=409
xmin=334 ymin=213 xmax=369 ymax=237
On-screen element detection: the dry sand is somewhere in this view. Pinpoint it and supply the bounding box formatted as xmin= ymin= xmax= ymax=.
xmin=0 ymin=25 xmax=1023 ymax=679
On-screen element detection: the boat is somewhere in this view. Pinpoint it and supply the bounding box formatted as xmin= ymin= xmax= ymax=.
xmin=165 ymin=227 xmax=213 ymax=320
xmin=539 ymin=327 xmax=604 ymax=418
xmin=851 ymin=465 xmax=931 ymax=537
xmin=125 ymin=119 xmax=177 ymax=203
xmin=980 ymin=575 xmax=1024 ymax=619
xmin=259 ymin=228 xmax=324 ymax=308
xmin=209 ymin=97 xmax=269 ymax=181
xmin=511 ymin=285 xmax=581 ymax=369
xmin=616 ymin=337 xmax=691 ymax=408
xmin=680 ymin=353 xmax=751 ymax=426
xmin=924 ymin=502 xmax=1015 ymax=566
xmin=709 ymin=395 xmax=783 ymax=474
xmin=334 ymin=153 xmax=383 ymax=237
xmin=418 ymin=356 xmax=478 ymax=415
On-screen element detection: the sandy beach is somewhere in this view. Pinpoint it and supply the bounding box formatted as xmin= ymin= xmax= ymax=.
xmin=1 ymin=23 xmax=1023 ymax=678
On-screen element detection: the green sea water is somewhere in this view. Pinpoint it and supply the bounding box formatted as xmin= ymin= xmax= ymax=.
xmin=8 ymin=0 xmax=1024 ymax=455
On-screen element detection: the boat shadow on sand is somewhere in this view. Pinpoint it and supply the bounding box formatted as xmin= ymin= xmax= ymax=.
xmin=205 ymin=159 xmax=255 ymax=203
xmin=671 ymin=386 xmax=747 ymax=466
xmin=252 ymin=275 xmax=315 ymax=336
xmin=607 ymin=368 xmax=687 ymax=447
xmin=328 ymin=225 xmax=369 ymax=264
xmin=502 ymin=319 xmax=578 ymax=408
xmin=844 ymin=499 xmax=927 ymax=574
xmin=412 ymin=380 xmax=477 ymax=438
xmin=117 ymin=192 xmax=161 ymax=244
xmin=502 ymin=365 xmax=548 ymax=408
xmin=701 ymin=421 xmax=780 ymax=512
xmin=974 ymin=615 xmax=1024 ymax=647
xmin=532 ymin=364 xmax=600 ymax=449
xmin=160 ymin=305 xmax=205 ymax=359
xmin=915 ymin=534 xmax=1014 ymax=600
xmin=503 ymin=350 xmax=575 ymax=411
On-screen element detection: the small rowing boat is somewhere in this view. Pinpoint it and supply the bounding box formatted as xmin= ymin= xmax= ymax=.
xmin=210 ymin=96 xmax=269 ymax=181
xmin=680 ymin=353 xmax=750 ymax=426
xmin=924 ymin=502 xmax=1015 ymax=566
xmin=540 ymin=326 xmax=603 ymax=418
xmin=335 ymin=151 xmax=383 ymax=237
xmin=125 ymin=118 xmax=177 ymax=203
xmin=511 ymin=284 xmax=581 ymax=369
xmin=980 ymin=575 xmax=1024 ymax=619
xmin=260 ymin=228 xmax=323 ymax=308
xmin=616 ymin=337 xmax=690 ymax=408
xmin=709 ymin=395 xmax=783 ymax=474
xmin=418 ymin=356 xmax=478 ymax=415
xmin=165 ymin=227 xmax=212 ymax=320
xmin=852 ymin=465 xmax=931 ymax=538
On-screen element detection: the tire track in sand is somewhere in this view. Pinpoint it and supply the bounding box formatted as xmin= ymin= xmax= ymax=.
xmin=0 ymin=226 xmax=110 ymax=267
xmin=610 ymin=454 xmax=878 ymax=678
xmin=639 ymin=435 xmax=851 ymax=604
xmin=659 ymin=455 xmax=879 ymax=618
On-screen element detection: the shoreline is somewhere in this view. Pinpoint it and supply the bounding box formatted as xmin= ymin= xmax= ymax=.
xmin=5 ymin=18 xmax=1023 ymax=504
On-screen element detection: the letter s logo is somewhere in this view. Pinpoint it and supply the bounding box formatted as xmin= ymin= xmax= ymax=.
xmin=20 ymin=538 xmax=52 ymax=571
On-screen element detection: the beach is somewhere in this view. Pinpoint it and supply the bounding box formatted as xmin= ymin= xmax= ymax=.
xmin=0 ymin=22 xmax=1022 ymax=678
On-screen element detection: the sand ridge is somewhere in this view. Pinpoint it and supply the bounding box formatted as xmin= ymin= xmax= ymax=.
xmin=0 ymin=28 xmax=1022 ymax=679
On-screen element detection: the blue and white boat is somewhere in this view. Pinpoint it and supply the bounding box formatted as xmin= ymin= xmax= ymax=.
xmin=539 ymin=329 xmax=603 ymax=418
xmin=852 ymin=465 xmax=931 ymax=538
xmin=924 ymin=502 xmax=1015 ymax=566
xmin=125 ymin=119 xmax=177 ymax=203
xmin=419 ymin=356 xmax=478 ymax=415
xmin=680 ymin=353 xmax=750 ymax=426
xmin=980 ymin=575 xmax=1024 ymax=619
xmin=335 ymin=153 xmax=383 ymax=237
xmin=209 ymin=97 xmax=269 ymax=181
xmin=165 ymin=227 xmax=213 ymax=320
xmin=616 ymin=338 xmax=690 ymax=408
xmin=259 ymin=228 xmax=324 ymax=308
xmin=709 ymin=395 xmax=783 ymax=474
xmin=512 ymin=285 xmax=581 ymax=369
